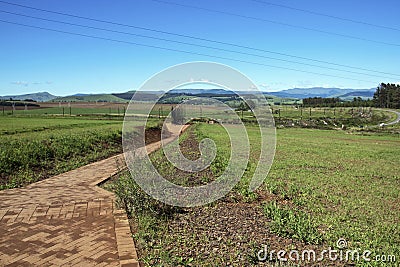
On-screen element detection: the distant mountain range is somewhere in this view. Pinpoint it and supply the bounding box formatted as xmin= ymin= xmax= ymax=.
xmin=266 ymin=87 xmax=376 ymax=99
xmin=0 ymin=87 xmax=377 ymax=102
xmin=168 ymin=88 xmax=233 ymax=95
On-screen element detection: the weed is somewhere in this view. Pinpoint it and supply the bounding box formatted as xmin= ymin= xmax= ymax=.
xmin=263 ymin=201 xmax=323 ymax=245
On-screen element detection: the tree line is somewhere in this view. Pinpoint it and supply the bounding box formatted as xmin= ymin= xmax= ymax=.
xmin=302 ymin=97 xmax=374 ymax=107
xmin=373 ymin=83 xmax=400 ymax=108
xmin=302 ymin=97 xmax=340 ymax=107
xmin=302 ymin=83 xmax=400 ymax=108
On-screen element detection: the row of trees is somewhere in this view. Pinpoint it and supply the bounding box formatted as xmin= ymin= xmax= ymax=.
xmin=0 ymin=101 xmax=39 ymax=107
xmin=303 ymin=83 xmax=400 ymax=108
xmin=302 ymin=97 xmax=374 ymax=107
xmin=373 ymin=83 xmax=400 ymax=108
xmin=302 ymin=97 xmax=340 ymax=107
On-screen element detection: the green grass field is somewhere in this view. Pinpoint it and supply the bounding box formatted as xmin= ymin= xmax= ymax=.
xmin=111 ymin=122 xmax=399 ymax=266
xmin=266 ymin=127 xmax=399 ymax=259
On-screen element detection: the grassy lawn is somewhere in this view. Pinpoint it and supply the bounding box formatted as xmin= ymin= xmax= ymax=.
xmin=266 ymin=127 xmax=399 ymax=262
xmin=110 ymin=122 xmax=399 ymax=266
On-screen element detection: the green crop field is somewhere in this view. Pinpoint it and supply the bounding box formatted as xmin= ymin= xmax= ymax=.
xmin=10 ymin=107 xmax=126 ymax=116
xmin=0 ymin=116 xmax=122 ymax=135
xmin=0 ymin=111 xmax=165 ymax=190
xmin=0 ymin=116 xmax=124 ymax=189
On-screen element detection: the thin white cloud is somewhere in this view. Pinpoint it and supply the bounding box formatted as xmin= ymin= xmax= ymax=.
xmin=258 ymin=82 xmax=288 ymax=91
xmin=11 ymin=81 xmax=29 ymax=87
xmin=11 ymin=81 xmax=53 ymax=87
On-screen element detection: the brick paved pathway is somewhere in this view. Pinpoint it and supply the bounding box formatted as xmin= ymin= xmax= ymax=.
xmin=0 ymin=124 xmax=188 ymax=266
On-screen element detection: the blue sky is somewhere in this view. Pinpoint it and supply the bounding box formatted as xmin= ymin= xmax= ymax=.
xmin=0 ymin=0 xmax=399 ymax=96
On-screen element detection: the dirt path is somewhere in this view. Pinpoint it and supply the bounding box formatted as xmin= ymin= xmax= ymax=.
xmin=384 ymin=109 xmax=400 ymax=125
xmin=0 ymin=123 xmax=189 ymax=266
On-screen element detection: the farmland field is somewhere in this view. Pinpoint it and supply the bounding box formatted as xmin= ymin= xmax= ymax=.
xmin=4 ymin=102 xmax=183 ymax=118
xmin=0 ymin=116 xmax=125 ymax=189
xmin=1 ymin=105 xmax=399 ymax=266
xmin=0 ymin=110 xmax=168 ymax=190
xmin=2 ymin=1 xmax=399 ymax=265
xmin=109 ymin=121 xmax=399 ymax=266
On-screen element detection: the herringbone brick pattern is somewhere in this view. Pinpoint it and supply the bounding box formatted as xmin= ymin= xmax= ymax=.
xmin=0 ymin=154 xmax=132 ymax=267
xmin=0 ymin=124 xmax=187 ymax=266
xmin=0 ymin=215 xmax=119 ymax=266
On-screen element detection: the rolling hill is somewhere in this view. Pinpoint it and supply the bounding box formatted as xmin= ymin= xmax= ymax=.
xmin=335 ymin=89 xmax=376 ymax=100
xmin=52 ymin=94 xmax=127 ymax=103
xmin=112 ymin=91 xmax=163 ymax=101
xmin=0 ymin=92 xmax=57 ymax=102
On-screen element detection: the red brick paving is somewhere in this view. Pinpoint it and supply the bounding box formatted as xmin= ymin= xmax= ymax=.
xmin=0 ymin=154 xmax=131 ymax=267
xmin=0 ymin=124 xmax=188 ymax=266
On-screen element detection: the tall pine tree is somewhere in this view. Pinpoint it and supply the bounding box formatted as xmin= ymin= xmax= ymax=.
xmin=373 ymin=83 xmax=400 ymax=108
